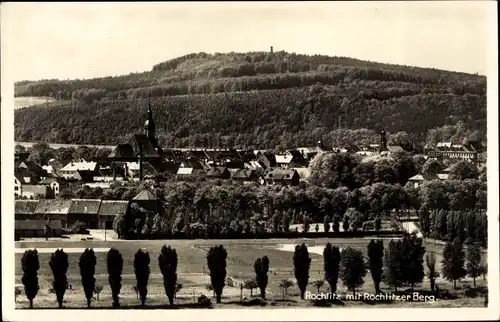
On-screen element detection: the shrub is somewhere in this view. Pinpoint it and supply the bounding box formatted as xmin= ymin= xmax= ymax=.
xmin=312 ymin=279 xmax=324 ymax=292
xmin=279 ymin=278 xmax=294 ymax=298
xmin=197 ymin=294 xmax=212 ymax=306
xmin=94 ymin=285 xmax=103 ymax=301
xmin=71 ymin=221 xmax=89 ymax=234
xmin=243 ymin=279 xmax=258 ymax=297
xmin=15 ymin=287 xmax=22 ymax=302
xmin=225 ymin=277 xmax=235 ymax=287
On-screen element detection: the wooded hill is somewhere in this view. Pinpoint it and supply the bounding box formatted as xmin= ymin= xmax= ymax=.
xmin=14 ymin=51 xmax=486 ymax=149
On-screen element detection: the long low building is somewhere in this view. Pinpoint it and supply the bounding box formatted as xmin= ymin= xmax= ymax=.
xmin=14 ymin=189 xmax=157 ymax=237
xmin=15 ymin=200 xmax=64 ymax=237
xmin=15 ymin=199 xmax=124 ymax=236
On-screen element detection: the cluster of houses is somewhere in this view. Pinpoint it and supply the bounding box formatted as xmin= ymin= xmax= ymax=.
xmin=14 ymin=146 xmax=317 ymax=200
xmin=13 ymin=107 xmax=485 ymax=240
xmin=14 ymin=140 xmax=482 ymax=202
xmin=14 ymin=105 xmax=483 ymax=202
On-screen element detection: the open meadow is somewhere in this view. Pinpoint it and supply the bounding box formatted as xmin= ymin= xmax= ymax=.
xmin=14 ymin=237 xmax=487 ymax=309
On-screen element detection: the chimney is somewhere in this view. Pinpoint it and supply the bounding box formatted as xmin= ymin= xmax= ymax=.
xmin=270 ymin=46 xmax=273 ymax=54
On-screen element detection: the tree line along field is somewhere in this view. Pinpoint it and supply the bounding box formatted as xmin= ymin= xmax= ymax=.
xmin=14 ymin=51 xmax=486 ymax=148
xmin=15 ymin=237 xmax=487 ymax=309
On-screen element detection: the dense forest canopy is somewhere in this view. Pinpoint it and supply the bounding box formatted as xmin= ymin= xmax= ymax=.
xmin=14 ymin=51 xmax=487 ymax=149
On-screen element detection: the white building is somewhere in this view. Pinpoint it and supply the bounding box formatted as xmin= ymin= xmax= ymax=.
xmin=60 ymin=160 xmax=98 ymax=180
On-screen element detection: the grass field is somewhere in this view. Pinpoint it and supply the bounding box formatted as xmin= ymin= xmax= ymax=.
xmin=14 ymin=96 xmax=55 ymax=109
xmin=14 ymin=238 xmax=487 ymax=309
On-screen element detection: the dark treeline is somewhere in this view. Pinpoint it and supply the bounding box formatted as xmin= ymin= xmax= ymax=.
xmin=14 ymin=52 xmax=486 ymax=148
xmin=18 ymin=237 xmax=488 ymax=309
xmin=15 ymin=51 xmax=486 ymax=99
xmin=14 ymin=87 xmax=486 ymax=148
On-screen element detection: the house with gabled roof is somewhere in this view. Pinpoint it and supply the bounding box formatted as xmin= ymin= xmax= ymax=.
xmin=42 ymin=158 xmax=65 ymax=177
xmin=15 ymin=170 xmax=54 ymax=199
xmin=231 ymin=169 xmax=259 ymax=184
xmin=15 ymin=169 xmax=40 ymax=185
xmin=97 ymin=200 xmax=129 ymax=229
xmin=67 ymin=199 xmax=102 ymax=229
xmin=34 ymin=199 xmax=72 ymax=229
xmin=207 ymin=167 xmax=231 ymax=180
xmin=275 ymin=150 xmax=307 ymax=169
xmin=296 ymin=144 xmax=325 ymax=160
xmin=408 ymin=173 xmax=450 ymax=189
xmin=39 ymin=177 xmax=64 ymax=197
xmin=60 ymin=160 xmax=99 ymax=180
xmin=129 ymin=188 xmax=160 ymax=215
xmin=264 ymin=168 xmax=300 ymax=186
xmin=256 ymin=152 xmax=277 ymax=169
xmin=177 ymin=159 xmax=209 ymax=177
xmin=17 ymin=160 xmax=47 ymax=179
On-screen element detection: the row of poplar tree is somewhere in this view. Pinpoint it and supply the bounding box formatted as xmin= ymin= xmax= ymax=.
xmin=19 ymin=236 xmax=486 ymax=309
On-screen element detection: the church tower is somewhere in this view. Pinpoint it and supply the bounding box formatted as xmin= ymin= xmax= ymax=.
xmin=144 ymin=95 xmax=156 ymax=141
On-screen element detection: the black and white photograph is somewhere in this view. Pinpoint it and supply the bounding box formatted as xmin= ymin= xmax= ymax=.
xmin=1 ymin=1 xmax=498 ymax=321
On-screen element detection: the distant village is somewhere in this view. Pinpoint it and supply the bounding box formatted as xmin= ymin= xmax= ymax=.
xmin=14 ymin=103 xmax=485 ymax=238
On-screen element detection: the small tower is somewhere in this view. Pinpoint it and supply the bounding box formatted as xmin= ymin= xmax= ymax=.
xmin=379 ymin=130 xmax=387 ymax=152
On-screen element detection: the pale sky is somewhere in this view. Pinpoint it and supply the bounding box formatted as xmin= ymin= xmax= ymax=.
xmin=1 ymin=1 xmax=496 ymax=82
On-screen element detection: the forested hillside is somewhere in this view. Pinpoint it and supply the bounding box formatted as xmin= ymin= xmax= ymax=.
xmin=14 ymin=51 xmax=487 ymax=148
